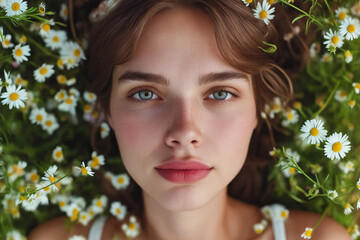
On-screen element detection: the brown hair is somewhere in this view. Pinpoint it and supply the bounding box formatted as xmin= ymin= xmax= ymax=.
xmin=86 ymin=0 xmax=311 ymax=212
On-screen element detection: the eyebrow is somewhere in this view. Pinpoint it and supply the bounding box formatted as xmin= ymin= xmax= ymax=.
xmin=117 ymin=71 xmax=248 ymax=86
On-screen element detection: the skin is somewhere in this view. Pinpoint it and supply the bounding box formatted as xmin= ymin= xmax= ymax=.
xmin=28 ymin=7 xmax=351 ymax=240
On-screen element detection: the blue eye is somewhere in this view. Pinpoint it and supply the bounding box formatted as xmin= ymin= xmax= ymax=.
xmin=209 ymin=90 xmax=233 ymax=100
xmin=132 ymin=89 xmax=159 ymax=100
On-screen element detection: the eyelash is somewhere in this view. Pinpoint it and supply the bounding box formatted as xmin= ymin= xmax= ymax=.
xmin=127 ymin=87 xmax=239 ymax=103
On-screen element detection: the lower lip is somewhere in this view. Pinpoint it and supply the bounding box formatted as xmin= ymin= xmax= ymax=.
xmin=155 ymin=169 xmax=212 ymax=184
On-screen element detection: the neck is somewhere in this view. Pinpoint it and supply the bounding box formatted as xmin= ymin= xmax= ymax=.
xmin=141 ymin=189 xmax=233 ymax=240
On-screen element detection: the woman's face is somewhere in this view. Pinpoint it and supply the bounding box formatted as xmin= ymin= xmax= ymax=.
xmin=108 ymin=8 xmax=257 ymax=212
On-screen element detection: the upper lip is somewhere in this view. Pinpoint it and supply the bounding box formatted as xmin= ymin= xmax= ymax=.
xmin=155 ymin=157 xmax=212 ymax=170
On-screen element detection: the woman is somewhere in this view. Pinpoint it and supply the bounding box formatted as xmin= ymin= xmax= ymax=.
xmin=29 ymin=0 xmax=351 ymax=239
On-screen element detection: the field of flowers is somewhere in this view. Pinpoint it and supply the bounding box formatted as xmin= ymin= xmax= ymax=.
xmin=0 ymin=0 xmax=360 ymax=239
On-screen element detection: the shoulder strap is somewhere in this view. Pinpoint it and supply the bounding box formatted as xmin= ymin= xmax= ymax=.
xmin=268 ymin=204 xmax=287 ymax=240
xmin=88 ymin=216 xmax=108 ymax=240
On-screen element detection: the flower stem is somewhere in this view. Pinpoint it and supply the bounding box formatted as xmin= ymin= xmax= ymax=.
xmin=279 ymin=0 xmax=323 ymax=27
xmin=313 ymin=80 xmax=340 ymax=117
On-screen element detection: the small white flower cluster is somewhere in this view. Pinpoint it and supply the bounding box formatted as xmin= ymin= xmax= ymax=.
xmin=0 ymin=71 xmax=28 ymax=110
xmin=322 ymin=6 xmax=360 ymax=59
xmin=29 ymin=107 xmax=59 ymax=134
xmin=300 ymin=119 xmax=351 ymax=162
xmin=122 ymin=215 xmax=141 ymax=238
xmin=105 ymin=171 xmax=131 ymax=190
xmin=242 ymin=0 xmax=275 ymax=25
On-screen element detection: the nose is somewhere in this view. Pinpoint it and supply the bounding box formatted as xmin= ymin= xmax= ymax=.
xmin=164 ymin=99 xmax=203 ymax=149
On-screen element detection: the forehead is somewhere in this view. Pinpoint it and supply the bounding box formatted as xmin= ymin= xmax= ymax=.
xmin=124 ymin=8 xmax=229 ymax=72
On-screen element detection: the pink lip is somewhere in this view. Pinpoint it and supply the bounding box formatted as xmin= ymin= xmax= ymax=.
xmin=155 ymin=159 xmax=212 ymax=184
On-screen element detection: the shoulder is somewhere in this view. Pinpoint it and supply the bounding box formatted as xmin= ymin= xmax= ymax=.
xmin=27 ymin=216 xmax=92 ymax=240
xmin=286 ymin=209 xmax=351 ymax=240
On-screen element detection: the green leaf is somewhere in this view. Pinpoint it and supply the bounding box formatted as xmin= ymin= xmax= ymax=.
xmin=258 ymin=41 xmax=277 ymax=53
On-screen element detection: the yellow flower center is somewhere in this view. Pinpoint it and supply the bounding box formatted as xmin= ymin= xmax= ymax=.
xmin=260 ymin=10 xmax=267 ymax=19
xmin=91 ymin=157 xmax=99 ymax=168
xmin=96 ymin=200 xmax=102 ymax=207
xmin=349 ymin=100 xmax=355 ymax=107
xmin=246 ymin=0 xmax=252 ymax=3
xmin=4 ymin=39 xmax=10 ymax=46
xmin=89 ymin=93 xmax=94 ymax=99
xmin=15 ymin=48 xmax=23 ymax=57
xmin=339 ymin=12 xmax=346 ymax=20
xmin=53 ymin=36 xmax=59 ymax=42
xmin=116 ymin=208 xmax=121 ymax=214
xmin=84 ymin=104 xmax=91 ymax=112
xmin=118 ymin=177 xmax=124 ymax=184
xmin=42 ymin=24 xmax=50 ymax=32
xmin=310 ymin=128 xmax=319 ymax=136
xmin=357 ymin=184 xmax=360 ymax=190
xmin=20 ymin=36 xmax=27 ymax=43
xmin=10 ymin=92 xmax=19 ymax=101
xmin=71 ymin=208 xmax=79 ymax=221
xmin=267 ymin=0 xmax=274 ymax=4
xmin=45 ymin=120 xmax=53 ymax=127
xmin=12 ymin=2 xmax=20 ymax=11
xmin=305 ymin=229 xmax=312 ymax=237
xmin=74 ymin=49 xmax=81 ymax=57
xmin=293 ymin=101 xmax=301 ymax=109
xmin=287 ymin=113 xmax=293 ymax=120
xmin=340 ymin=91 xmax=347 ymax=97
xmin=57 ymin=75 xmax=67 ymax=84
xmin=49 ymin=175 xmax=56 ymax=183
xmin=256 ymin=228 xmax=263 ymax=234
xmin=129 ymin=223 xmax=136 ymax=230
xmin=331 ymin=36 xmax=339 ymax=44
xmin=289 ymin=167 xmax=296 ymax=174
xmin=65 ymin=97 xmax=73 ymax=105
xmin=39 ymin=7 xmax=45 ymax=14
xmin=44 ymin=186 xmax=50 ymax=191
xmin=345 ymin=203 xmax=351 ymax=209
xmin=332 ymin=142 xmax=342 ymax=152
xmin=40 ymin=67 xmax=48 ymax=75
xmin=345 ymin=50 xmax=352 ymax=58
xmin=30 ymin=173 xmax=39 ymax=182
xmin=82 ymin=214 xmax=87 ymax=220
xmin=81 ymin=166 xmax=88 ymax=175
xmin=347 ymin=24 xmax=355 ymax=33
xmin=57 ymin=59 xmax=64 ymax=67
xmin=19 ymin=186 xmax=25 ymax=193
xmin=58 ymin=92 xmax=65 ymax=100
xmin=59 ymin=201 xmax=66 ymax=207
xmin=281 ymin=210 xmax=288 ymax=218
xmin=55 ymin=151 xmax=62 ymax=159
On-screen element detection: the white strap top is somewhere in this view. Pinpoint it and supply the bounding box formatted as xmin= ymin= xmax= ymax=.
xmin=260 ymin=203 xmax=288 ymax=240
xmin=88 ymin=216 xmax=107 ymax=240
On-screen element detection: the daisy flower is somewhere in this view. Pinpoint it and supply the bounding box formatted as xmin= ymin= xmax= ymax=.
xmin=353 ymin=83 xmax=360 ymax=94
xmin=300 ymin=119 xmax=327 ymax=144
xmin=241 ymin=0 xmax=252 ymax=7
xmin=29 ymin=107 xmax=47 ymax=125
xmin=74 ymin=162 xmax=94 ymax=177
xmin=339 ymin=161 xmax=354 ymax=174
xmin=253 ymin=219 xmax=268 ymax=234
xmin=79 ymin=211 xmax=92 ymax=226
xmin=18 ymin=35 xmax=27 ymax=44
xmin=345 ymin=50 xmax=353 ymax=63
xmin=54 ymin=89 xmax=68 ymax=102
xmin=54 ymin=194 xmax=70 ymax=211
xmin=41 ymin=113 xmax=59 ymax=134
xmin=321 ymin=52 xmax=332 ymax=62
xmin=352 ymin=2 xmax=360 ymax=17
xmin=56 ymin=74 xmax=67 ymax=85
xmin=110 ymin=201 xmax=127 ymax=220
xmin=52 ymin=146 xmax=64 ymax=162
xmin=334 ymin=89 xmax=347 ymax=102
xmin=301 ymin=227 xmax=313 ymax=239
xmin=33 ymin=63 xmax=55 ymax=82
xmin=60 ymin=3 xmax=68 ymax=21
xmin=5 ymin=0 xmax=28 ymax=16
xmin=339 ymin=17 xmax=360 ymax=40
xmin=13 ymin=73 xmax=25 ymax=86
xmin=6 ymin=230 xmax=24 ymax=240
xmin=64 ymin=202 xmax=81 ymax=221
xmin=281 ymin=108 xmax=299 ymax=127
xmin=44 ymin=30 xmax=67 ymax=50
xmin=69 ymin=87 xmax=80 ymax=98
xmin=324 ymin=132 xmax=351 ymax=160
xmin=91 ymin=195 xmax=108 ymax=214
xmin=253 ymin=0 xmax=275 ymax=25
xmin=335 ymin=7 xmax=348 ymax=21
xmin=88 ymin=151 xmax=105 ymax=170
xmin=357 ymin=178 xmax=360 ymax=190
xmin=60 ymin=41 xmax=86 ymax=69
xmin=12 ymin=44 xmax=31 ymax=63
xmin=2 ymin=34 xmax=14 ymax=48
xmin=323 ymin=29 xmax=344 ymax=49
xmin=41 ymin=165 xmax=58 ymax=191
xmin=344 ymin=203 xmax=353 ymax=215
xmin=122 ymin=216 xmax=141 ymax=238
xmin=39 ymin=19 xmax=55 ymax=37
xmin=58 ymin=95 xmax=78 ymax=114
xmin=348 ymin=100 xmax=356 ymax=109
xmin=38 ymin=2 xmax=46 ymax=16
xmin=7 ymin=161 xmax=27 ymax=182
xmin=26 ymin=169 xmax=40 ymax=183
xmin=83 ymin=91 xmax=97 ymax=103
xmin=327 ymin=190 xmax=338 ymax=200
xmin=111 ymin=173 xmax=130 ymax=190
xmin=100 ymin=122 xmax=110 ymax=139
xmin=1 ymin=84 xmax=27 ymax=110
